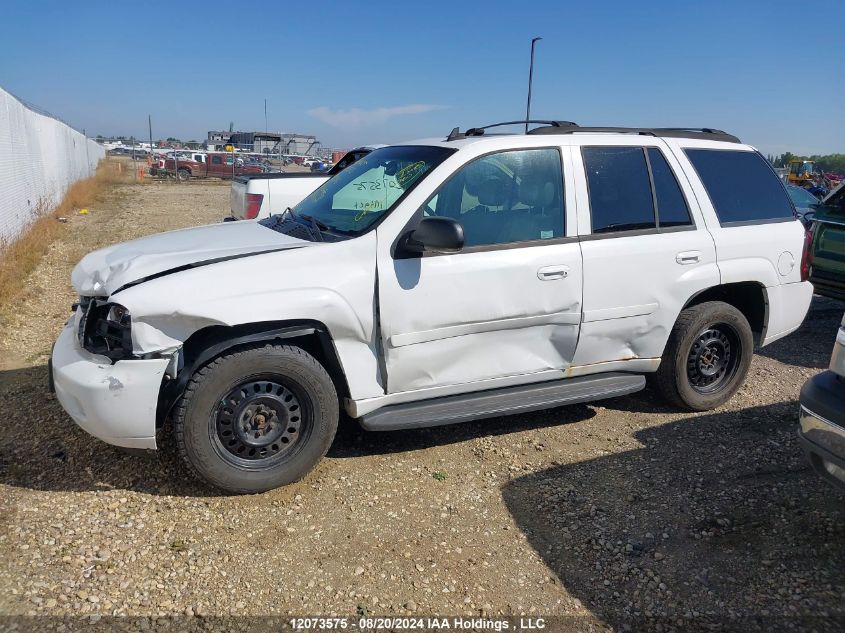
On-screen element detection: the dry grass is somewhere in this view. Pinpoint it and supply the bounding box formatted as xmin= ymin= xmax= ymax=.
xmin=0 ymin=159 xmax=134 ymax=309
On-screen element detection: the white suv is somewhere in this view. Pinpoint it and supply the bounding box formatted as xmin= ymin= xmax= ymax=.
xmin=51 ymin=121 xmax=813 ymax=493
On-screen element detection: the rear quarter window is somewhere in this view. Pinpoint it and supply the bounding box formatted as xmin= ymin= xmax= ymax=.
xmin=684 ymin=149 xmax=795 ymax=225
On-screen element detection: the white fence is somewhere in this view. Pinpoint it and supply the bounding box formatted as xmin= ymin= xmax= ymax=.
xmin=0 ymin=86 xmax=105 ymax=243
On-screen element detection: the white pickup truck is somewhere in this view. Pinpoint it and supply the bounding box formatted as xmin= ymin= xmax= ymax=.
xmin=229 ymin=146 xmax=377 ymax=220
xmin=52 ymin=121 xmax=812 ymax=493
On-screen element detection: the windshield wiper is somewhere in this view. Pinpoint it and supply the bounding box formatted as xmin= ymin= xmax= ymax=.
xmin=263 ymin=207 xmax=324 ymax=242
xmin=299 ymin=213 xmax=332 ymax=232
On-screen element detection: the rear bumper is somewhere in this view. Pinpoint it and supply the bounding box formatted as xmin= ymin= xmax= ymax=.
xmin=798 ymin=371 xmax=845 ymax=491
xmin=51 ymin=322 xmax=168 ymax=449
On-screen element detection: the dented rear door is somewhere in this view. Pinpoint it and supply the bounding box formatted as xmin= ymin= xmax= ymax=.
xmin=571 ymin=138 xmax=719 ymax=366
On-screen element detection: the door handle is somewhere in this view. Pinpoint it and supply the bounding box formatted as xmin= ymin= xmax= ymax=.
xmin=537 ymin=265 xmax=569 ymax=280
xmin=676 ymin=251 xmax=701 ymax=265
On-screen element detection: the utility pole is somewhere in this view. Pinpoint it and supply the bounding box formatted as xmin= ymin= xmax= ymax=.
xmin=148 ymin=115 xmax=154 ymax=163
xmin=264 ymin=98 xmax=268 ymax=133
xmin=525 ymin=36 xmax=542 ymax=133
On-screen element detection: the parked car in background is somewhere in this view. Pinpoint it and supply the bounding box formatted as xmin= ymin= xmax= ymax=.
xmin=229 ymin=146 xmax=379 ymax=220
xmin=149 ymin=155 xmax=165 ymax=176
xmin=786 ymin=184 xmax=821 ymax=227
xmin=163 ymin=152 xmax=263 ymax=181
xmin=310 ymin=160 xmax=331 ymax=173
xmin=799 ymin=312 xmax=845 ymax=491
xmin=52 ymin=123 xmax=812 ymax=493
xmin=243 ymin=157 xmax=279 ymax=174
xmin=808 ymin=182 xmax=845 ymax=300
xmin=151 ymin=152 xmax=207 ymax=176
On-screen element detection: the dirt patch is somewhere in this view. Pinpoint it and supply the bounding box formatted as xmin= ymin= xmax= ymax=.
xmin=0 ymin=179 xmax=843 ymax=631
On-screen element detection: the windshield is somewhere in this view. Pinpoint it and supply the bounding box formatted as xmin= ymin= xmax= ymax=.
xmin=286 ymin=145 xmax=454 ymax=236
xmin=787 ymin=185 xmax=820 ymax=207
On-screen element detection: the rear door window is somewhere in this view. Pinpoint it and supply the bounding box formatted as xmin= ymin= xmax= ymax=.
xmin=684 ymin=149 xmax=795 ymax=225
xmin=583 ymin=147 xmax=656 ymax=233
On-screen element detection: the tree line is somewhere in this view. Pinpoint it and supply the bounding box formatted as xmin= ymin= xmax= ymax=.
xmin=766 ymin=153 xmax=845 ymax=174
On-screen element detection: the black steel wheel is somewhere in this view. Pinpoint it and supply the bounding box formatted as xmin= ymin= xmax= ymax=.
xmin=212 ymin=378 xmax=311 ymax=468
xmin=174 ymin=344 xmax=338 ymax=494
xmin=653 ymin=301 xmax=753 ymax=411
xmin=685 ymin=324 xmax=741 ymax=394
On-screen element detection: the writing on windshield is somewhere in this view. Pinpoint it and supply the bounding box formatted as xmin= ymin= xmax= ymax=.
xmin=290 ymin=146 xmax=455 ymax=236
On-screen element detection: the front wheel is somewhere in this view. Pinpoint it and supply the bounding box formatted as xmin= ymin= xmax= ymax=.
xmin=653 ymin=301 xmax=753 ymax=411
xmin=174 ymin=344 xmax=338 ymax=494
xmin=176 ymin=168 xmax=190 ymax=181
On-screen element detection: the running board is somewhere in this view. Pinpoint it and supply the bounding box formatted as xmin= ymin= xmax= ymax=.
xmin=359 ymin=372 xmax=645 ymax=431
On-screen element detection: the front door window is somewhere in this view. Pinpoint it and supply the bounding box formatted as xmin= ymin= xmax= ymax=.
xmin=422 ymin=148 xmax=565 ymax=247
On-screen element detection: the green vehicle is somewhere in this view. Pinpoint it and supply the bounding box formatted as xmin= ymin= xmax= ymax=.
xmin=809 ymin=183 xmax=845 ymax=301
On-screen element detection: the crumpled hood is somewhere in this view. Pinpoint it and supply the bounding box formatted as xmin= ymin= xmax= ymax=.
xmin=72 ymin=221 xmax=310 ymax=296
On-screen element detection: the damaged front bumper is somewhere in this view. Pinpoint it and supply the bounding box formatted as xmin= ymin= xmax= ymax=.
xmin=51 ymin=321 xmax=169 ymax=449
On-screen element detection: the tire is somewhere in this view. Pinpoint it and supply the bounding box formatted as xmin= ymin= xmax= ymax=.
xmin=174 ymin=344 xmax=338 ymax=494
xmin=176 ymin=168 xmax=190 ymax=181
xmin=652 ymin=301 xmax=753 ymax=411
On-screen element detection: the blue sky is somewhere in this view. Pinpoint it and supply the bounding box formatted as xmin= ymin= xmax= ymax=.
xmin=1 ymin=0 xmax=843 ymax=155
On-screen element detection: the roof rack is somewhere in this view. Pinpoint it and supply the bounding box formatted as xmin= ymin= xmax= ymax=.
xmin=446 ymin=120 xmax=577 ymax=141
xmin=529 ymin=125 xmax=740 ymax=143
xmin=445 ymin=121 xmax=740 ymax=144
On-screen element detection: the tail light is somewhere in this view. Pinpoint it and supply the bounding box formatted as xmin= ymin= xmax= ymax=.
xmin=800 ymin=226 xmax=814 ymax=282
xmin=245 ymin=193 xmax=264 ymax=220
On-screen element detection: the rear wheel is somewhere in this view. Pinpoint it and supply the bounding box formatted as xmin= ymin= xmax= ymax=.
xmin=174 ymin=344 xmax=338 ymax=494
xmin=653 ymin=301 xmax=753 ymax=411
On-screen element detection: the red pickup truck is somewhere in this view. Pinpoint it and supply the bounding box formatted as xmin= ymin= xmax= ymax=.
xmin=163 ymin=153 xmax=264 ymax=181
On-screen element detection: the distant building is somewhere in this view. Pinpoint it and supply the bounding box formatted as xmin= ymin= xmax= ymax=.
xmin=206 ymin=131 xmax=231 ymax=151
xmin=206 ymin=130 xmax=321 ymax=155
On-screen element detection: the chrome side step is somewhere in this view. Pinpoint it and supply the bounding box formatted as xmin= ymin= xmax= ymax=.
xmin=359 ymin=372 xmax=645 ymax=431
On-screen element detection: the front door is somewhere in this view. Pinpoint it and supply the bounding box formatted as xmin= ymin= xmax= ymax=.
xmin=377 ymin=147 xmax=584 ymax=395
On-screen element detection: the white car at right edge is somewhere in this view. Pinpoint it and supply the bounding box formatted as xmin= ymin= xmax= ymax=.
xmin=52 ymin=120 xmax=813 ymax=493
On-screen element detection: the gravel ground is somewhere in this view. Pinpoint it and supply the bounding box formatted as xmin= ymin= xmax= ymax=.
xmin=0 ymin=168 xmax=843 ymax=631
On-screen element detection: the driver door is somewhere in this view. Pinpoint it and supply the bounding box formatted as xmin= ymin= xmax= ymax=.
xmin=376 ymin=146 xmax=584 ymax=394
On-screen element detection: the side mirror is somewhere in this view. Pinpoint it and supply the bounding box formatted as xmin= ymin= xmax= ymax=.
xmin=402 ymin=217 xmax=464 ymax=255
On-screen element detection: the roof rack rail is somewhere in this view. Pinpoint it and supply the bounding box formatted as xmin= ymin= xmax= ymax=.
xmin=527 ymin=125 xmax=740 ymax=143
xmin=446 ymin=120 xmax=578 ymax=141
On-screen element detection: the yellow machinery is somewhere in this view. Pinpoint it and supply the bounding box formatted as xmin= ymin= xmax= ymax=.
xmin=788 ymin=160 xmax=817 ymax=186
